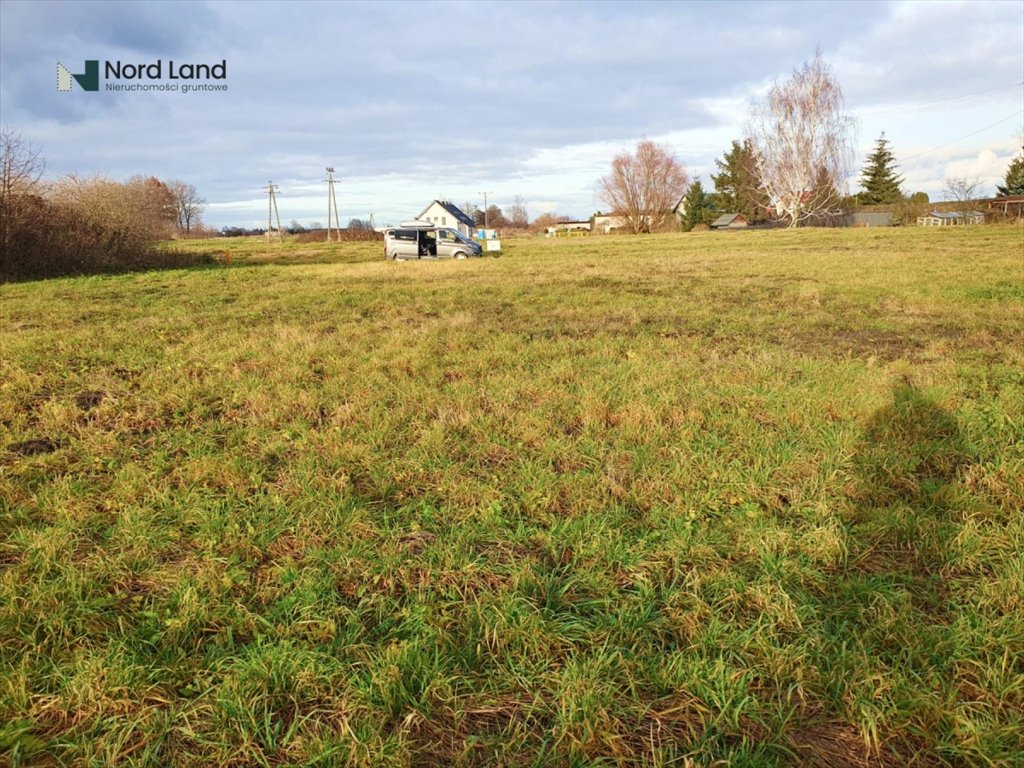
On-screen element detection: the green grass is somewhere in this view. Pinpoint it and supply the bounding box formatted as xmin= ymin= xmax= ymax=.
xmin=1 ymin=227 xmax=1022 ymax=766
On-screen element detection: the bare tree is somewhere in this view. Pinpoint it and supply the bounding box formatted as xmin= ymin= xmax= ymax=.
xmin=747 ymin=50 xmax=856 ymax=227
xmin=1 ymin=128 xmax=44 ymax=202
xmin=943 ymin=176 xmax=981 ymax=208
xmin=167 ymin=179 xmax=206 ymax=235
xmin=598 ymin=139 xmax=689 ymax=234
xmin=460 ymin=201 xmax=481 ymax=226
xmin=1 ymin=129 xmax=47 ymax=259
xmin=531 ymin=211 xmax=561 ymax=231
xmin=506 ymin=195 xmax=529 ymax=229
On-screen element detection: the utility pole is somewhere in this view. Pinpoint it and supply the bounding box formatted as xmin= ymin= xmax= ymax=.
xmin=265 ymin=181 xmax=282 ymax=242
xmin=325 ymin=168 xmax=333 ymax=242
xmin=479 ymin=190 xmax=494 ymax=228
xmin=325 ymin=167 xmax=341 ymax=242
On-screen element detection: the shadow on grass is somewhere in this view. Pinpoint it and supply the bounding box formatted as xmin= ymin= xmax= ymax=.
xmin=795 ymin=382 xmax=970 ymax=766
xmin=1 ymin=248 xmax=216 ymax=283
xmin=856 ymin=382 xmax=966 ymax=512
xmin=851 ymin=381 xmax=968 ymax=571
xmin=170 ymin=239 xmax=385 ymax=269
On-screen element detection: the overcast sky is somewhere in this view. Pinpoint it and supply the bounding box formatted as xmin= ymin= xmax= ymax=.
xmin=2 ymin=0 xmax=1021 ymax=228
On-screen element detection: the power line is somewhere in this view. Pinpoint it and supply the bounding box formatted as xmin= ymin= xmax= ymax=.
xmin=901 ymin=110 xmax=1024 ymax=162
xmin=854 ymin=80 xmax=1023 ymax=117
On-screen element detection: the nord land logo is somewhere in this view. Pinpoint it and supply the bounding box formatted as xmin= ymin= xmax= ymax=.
xmin=57 ymin=60 xmax=99 ymax=92
xmin=57 ymin=59 xmax=228 ymax=93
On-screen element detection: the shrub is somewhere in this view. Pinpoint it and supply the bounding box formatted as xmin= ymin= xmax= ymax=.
xmin=2 ymin=175 xmax=207 ymax=281
xmin=1 ymin=190 xmax=211 ymax=280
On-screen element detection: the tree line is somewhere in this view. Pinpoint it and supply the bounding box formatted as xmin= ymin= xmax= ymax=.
xmin=0 ymin=129 xmax=209 ymax=280
xmin=597 ymin=51 xmax=1022 ymax=233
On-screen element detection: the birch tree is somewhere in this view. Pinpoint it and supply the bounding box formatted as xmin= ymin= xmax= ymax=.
xmin=747 ymin=51 xmax=855 ymax=226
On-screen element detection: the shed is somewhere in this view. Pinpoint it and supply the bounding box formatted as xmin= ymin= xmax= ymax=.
xmin=984 ymin=195 xmax=1024 ymax=219
xmin=917 ymin=211 xmax=984 ymax=227
xmin=847 ymin=211 xmax=893 ymax=227
xmin=710 ymin=213 xmax=749 ymax=229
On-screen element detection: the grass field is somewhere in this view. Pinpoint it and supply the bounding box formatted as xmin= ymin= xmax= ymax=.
xmin=1 ymin=227 xmax=1022 ymax=767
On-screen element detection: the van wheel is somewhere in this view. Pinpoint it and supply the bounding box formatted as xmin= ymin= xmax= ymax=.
xmin=454 ymin=251 xmax=467 ymax=260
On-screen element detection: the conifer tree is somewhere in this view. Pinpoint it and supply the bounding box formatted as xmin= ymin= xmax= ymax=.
xmin=996 ymin=147 xmax=1024 ymax=196
xmin=710 ymin=139 xmax=766 ymax=221
xmin=857 ymin=132 xmax=904 ymax=205
xmin=681 ymin=179 xmax=713 ymax=231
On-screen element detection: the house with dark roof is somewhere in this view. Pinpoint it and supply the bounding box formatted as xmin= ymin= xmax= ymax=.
xmin=416 ymin=200 xmax=475 ymax=237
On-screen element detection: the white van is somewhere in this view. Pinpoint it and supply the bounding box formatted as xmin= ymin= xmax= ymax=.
xmin=383 ymin=221 xmax=483 ymax=260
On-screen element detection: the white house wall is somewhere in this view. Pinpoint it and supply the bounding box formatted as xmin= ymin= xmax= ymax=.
xmin=418 ymin=202 xmax=471 ymax=236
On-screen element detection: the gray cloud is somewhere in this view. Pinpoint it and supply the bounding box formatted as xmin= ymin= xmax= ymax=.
xmin=1 ymin=0 xmax=1019 ymax=226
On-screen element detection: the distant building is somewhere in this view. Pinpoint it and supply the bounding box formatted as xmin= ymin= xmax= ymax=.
xmin=833 ymin=211 xmax=894 ymax=227
xmin=592 ymin=213 xmax=628 ymax=234
xmin=849 ymin=211 xmax=893 ymax=227
xmin=673 ymin=195 xmax=688 ymax=223
xmin=544 ymin=221 xmax=591 ymax=237
xmin=416 ymin=200 xmax=475 ymax=237
xmin=984 ymin=195 xmax=1024 ymax=219
xmin=594 ymin=207 xmax=696 ymax=234
xmin=917 ymin=210 xmax=984 ymax=227
xmin=710 ymin=213 xmax=749 ymax=229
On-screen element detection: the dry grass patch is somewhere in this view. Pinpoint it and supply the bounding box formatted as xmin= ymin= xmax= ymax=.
xmin=1 ymin=227 xmax=1022 ymax=766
